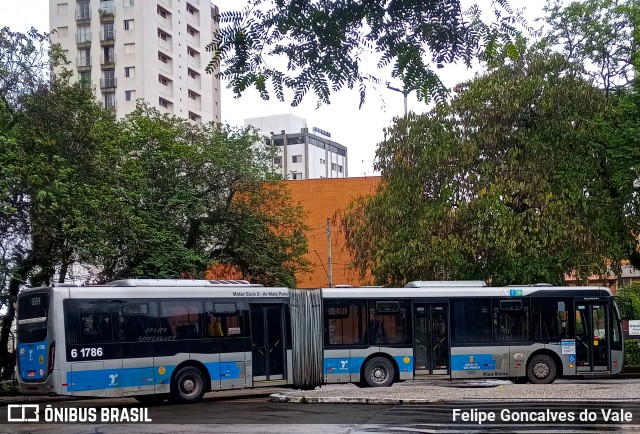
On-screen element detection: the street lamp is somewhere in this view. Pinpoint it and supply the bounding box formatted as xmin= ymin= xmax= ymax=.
xmin=386 ymin=82 xmax=407 ymax=117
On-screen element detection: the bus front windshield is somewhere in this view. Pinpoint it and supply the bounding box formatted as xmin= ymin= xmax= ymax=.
xmin=17 ymin=292 xmax=49 ymax=343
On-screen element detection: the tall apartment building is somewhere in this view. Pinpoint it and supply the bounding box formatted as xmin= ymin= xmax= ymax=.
xmin=245 ymin=114 xmax=348 ymax=179
xmin=49 ymin=0 xmax=221 ymax=123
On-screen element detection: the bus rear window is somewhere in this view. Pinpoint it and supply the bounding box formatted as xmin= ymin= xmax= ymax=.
xmin=18 ymin=293 xmax=49 ymax=323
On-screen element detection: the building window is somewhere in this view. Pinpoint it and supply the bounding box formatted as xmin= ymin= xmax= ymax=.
xmin=188 ymin=69 xmax=198 ymax=79
xmin=187 ymin=3 xmax=197 ymax=14
xmin=78 ymin=71 xmax=91 ymax=86
xmin=123 ymin=19 xmax=134 ymax=30
xmin=187 ymin=26 xmax=197 ymax=37
xmin=57 ymin=26 xmax=68 ymax=37
xmin=320 ymin=158 xmax=325 ymax=164
xmin=292 ymin=172 xmax=302 ymax=180
xmin=159 ymin=97 xmax=169 ymax=108
xmin=188 ymin=90 xmax=198 ymax=100
xmin=337 ymin=165 xmax=343 ymax=173
xmin=158 ymin=53 xmax=167 ymax=63
xmin=188 ymin=48 xmax=196 ymax=57
xmin=157 ymin=6 xmax=167 ymax=18
xmin=77 ymin=25 xmax=91 ymax=43
xmin=159 ymin=75 xmax=168 ymax=85
xmin=124 ymin=43 xmax=135 ymax=54
xmin=331 ymin=163 xmax=337 ymax=171
xmin=101 ymin=23 xmax=114 ymax=40
xmin=292 ymin=155 xmax=302 ymax=163
xmin=158 ymin=29 xmax=168 ymax=40
xmin=76 ymin=1 xmax=90 ymax=19
xmin=273 ymin=156 xmax=282 ymax=166
xmin=57 ymin=3 xmax=68 ymax=14
xmin=125 ymin=90 xmax=134 ymax=101
xmin=104 ymin=93 xmax=116 ymax=110
xmin=188 ymin=112 xmax=200 ymax=121
xmin=124 ymin=66 xmax=134 ymax=77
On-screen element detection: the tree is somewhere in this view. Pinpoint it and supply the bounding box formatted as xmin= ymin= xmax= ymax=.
xmin=0 ymin=77 xmax=121 ymax=378
xmin=543 ymin=0 xmax=638 ymax=94
xmin=97 ymin=104 xmax=310 ymax=287
xmin=342 ymin=51 xmax=640 ymax=286
xmin=617 ymin=283 xmax=640 ymax=319
xmin=543 ymin=0 xmax=640 ymax=269
xmin=0 ymin=27 xmax=96 ymax=378
xmin=208 ymin=0 xmax=530 ymax=107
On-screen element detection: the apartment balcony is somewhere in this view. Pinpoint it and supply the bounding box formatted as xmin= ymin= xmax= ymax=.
xmin=75 ymin=34 xmax=91 ymax=46
xmin=75 ymin=9 xmax=91 ymax=22
xmin=100 ymin=54 xmax=116 ymax=67
xmin=98 ymin=6 xmax=115 ymax=22
xmin=100 ymin=77 xmax=117 ymax=89
xmin=100 ymin=30 xmax=116 ymax=45
xmin=76 ymin=56 xmax=91 ymax=68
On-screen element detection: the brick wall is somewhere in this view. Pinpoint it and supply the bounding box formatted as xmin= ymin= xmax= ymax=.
xmin=285 ymin=177 xmax=380 ymax=288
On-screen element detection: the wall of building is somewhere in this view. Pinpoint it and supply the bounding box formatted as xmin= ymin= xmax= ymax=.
xmin=285 ymin=177 xmax=380 ymax=288
xmin=246 ymin=114 xmax=348 ymax=179
xmin=49 ymin=0 xmax=221 ymax=122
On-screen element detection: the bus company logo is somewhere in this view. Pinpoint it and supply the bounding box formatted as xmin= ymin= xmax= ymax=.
xmin=19 ymin=348 xmax=25 ymax=357
xmin=7 ymin=404 xmax=40 ymax=422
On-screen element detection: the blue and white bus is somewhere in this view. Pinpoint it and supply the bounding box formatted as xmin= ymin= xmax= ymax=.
xmin=16 ymin=279 xmax=623 ymax=403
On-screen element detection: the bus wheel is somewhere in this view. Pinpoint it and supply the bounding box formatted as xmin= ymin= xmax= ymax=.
xmin=134 ymin=394 xmax=168 ymax=405
xmin=527 ymin=355 xmax=557 ymax=384
xmin=363 ymin=357 xmax=395 ymax=387
xmin=171 ymin=366 xmax=206 ymax=404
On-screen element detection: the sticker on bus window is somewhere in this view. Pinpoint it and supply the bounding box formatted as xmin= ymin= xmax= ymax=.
xmin=561 ymin=339 xmax=576 ymax=355
xmin=228 ymin=327 xmax=241 ymax=335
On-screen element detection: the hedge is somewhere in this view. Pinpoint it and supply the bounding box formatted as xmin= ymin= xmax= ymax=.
xmin=624 ymin=339 xmax=640 ymax=368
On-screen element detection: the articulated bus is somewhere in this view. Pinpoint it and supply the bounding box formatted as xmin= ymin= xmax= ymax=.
xmin=16 ymin=279 xmax=623 ymax=404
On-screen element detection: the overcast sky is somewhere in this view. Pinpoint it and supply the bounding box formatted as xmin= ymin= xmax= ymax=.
xmin=3 ymin=0 xmax=558 ymax=177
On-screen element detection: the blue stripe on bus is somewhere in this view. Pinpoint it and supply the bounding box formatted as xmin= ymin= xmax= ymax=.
xmin=65 ymin=362 xmax=242 ymax=392
xmin=324 ymin=356 xmax=413 ymax=375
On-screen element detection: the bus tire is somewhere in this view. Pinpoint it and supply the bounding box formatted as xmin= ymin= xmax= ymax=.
xmin=363 ymin=357 xmax=395 ymax=387
xmin=134 ymin=394 xmax=168 ymax=405
xmin=170 ymin=366 xmax=206 ymax=404
xmin=527 ymin=354 xmax=557 ymax=384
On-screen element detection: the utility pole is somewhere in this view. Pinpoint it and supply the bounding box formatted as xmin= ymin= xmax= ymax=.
xmin=326 ymin=218 xmax=333 ymax=287
xmin=386 ymin=82 xmax=408 ymax=117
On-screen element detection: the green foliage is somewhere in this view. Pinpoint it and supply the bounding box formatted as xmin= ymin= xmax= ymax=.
xmin=94 ymin=104 xmax=310 ymax=287
xmin=617 ymin=284 xmax=640 ymax=319
xmin=543 ymin=0 xmax=638 ymax=93
xmin=207 ymin=0 xmax=530 ymax=107
xmin=342 ymin=52 xmax=640 ymax=286
xmin=624 ymin=339 xmax=640 ymax=367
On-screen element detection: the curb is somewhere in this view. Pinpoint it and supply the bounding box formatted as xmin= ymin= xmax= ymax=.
xmin=269 ymin=394 xmax=640 ymax=404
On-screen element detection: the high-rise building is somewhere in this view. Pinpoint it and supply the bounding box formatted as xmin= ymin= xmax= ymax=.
xmin=245 ymin=114 xmax=348 ymax=179
xmin=49 ymin=0 xmax=221 ymax=123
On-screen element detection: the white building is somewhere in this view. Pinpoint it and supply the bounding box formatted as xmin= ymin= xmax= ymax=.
xmin=245 ymin=114 xmax=348 ymax=179
xmin=49 ymin=0 xmax=221 ymax=123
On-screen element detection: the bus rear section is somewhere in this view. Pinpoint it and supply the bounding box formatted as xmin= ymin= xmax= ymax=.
xmin=16 ymin=288 xmax=60 ymax=395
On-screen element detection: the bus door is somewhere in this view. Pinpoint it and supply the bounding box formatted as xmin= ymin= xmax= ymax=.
xmin=575 ymin=300 xmax=610 ymax=373
xmin=250 ymin=304 xmax=285 ymax=381
xmin=413 ymin=304 xmax=449 ymax=375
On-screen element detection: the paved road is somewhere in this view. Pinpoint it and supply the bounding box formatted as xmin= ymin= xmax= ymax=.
xmin=1 ymin=397 xmax=639 ymax=433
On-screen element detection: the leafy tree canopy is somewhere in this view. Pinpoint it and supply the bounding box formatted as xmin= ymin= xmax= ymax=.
xmin=543 ymin=0 xmax=640 ymax=93
xmin=208 ymin=0 xmax=529 ymax=107
xmin=96 ymin=104 xmax=310 ymax=287
xmin=342 ymin=51 xmax=640 ymax=286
